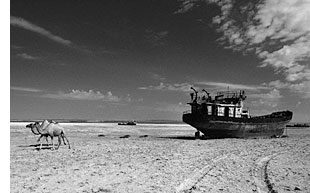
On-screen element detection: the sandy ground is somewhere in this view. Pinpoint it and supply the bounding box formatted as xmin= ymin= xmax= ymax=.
xmin=11 ymin=122 xmax=310 ymax=193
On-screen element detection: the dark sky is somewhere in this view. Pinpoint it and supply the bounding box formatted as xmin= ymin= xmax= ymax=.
xmin=10 ymin=0 xmax=310 ymax=122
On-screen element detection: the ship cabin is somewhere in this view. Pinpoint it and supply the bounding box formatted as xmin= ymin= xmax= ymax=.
xmin=187 ymin=88 xmax=250 ymax=119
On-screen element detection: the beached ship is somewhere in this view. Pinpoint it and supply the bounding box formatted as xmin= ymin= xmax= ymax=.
xmin=182 ymin=87 xmax=293 ymax=138
xmin=118 ymin=120 xmax=137 ymax=125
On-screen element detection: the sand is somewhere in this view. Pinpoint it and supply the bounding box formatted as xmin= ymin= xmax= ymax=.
xmin=10 ymin=122 xmax=310 ymax=193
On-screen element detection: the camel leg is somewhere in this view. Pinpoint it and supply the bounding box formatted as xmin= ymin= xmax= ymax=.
xmin=51 ymin=136 xmax=55 ymax=150
xmin=39 ymin=141 xmax=43 ymax=150
xmin=37 ymin=135 xmax=43 ymax=142
xmin=62 ymin=135 xmax=67 ymax=145
xmin=56 ymin=136 xmax=61 ymax=150
xmin=37 ymin=135 xmax=43 ymax=150
xmin=63 ymin=135 xmax=71 ymax=149
xmin=45 ymin=136 xmax=49 ymax=148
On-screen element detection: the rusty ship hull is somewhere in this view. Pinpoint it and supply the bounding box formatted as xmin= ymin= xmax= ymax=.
xmin=183 ymin=111 xmax=293 ymax=138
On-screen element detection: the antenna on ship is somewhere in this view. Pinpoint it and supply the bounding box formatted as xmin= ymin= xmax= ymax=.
xmin=202 ymin=89 xmax=209 ymax=96
xmin=190 ymin=87 xmax=199 ymax=103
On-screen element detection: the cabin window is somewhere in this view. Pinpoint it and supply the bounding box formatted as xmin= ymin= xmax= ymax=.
xmin=229 ymin=107 xmax=234 ymax=117
xmin=241 ymin=110 xmax=249 ymax=118
xmin=235 ymin=108 xmax=241 ymax=118
xmin=217 ymin=106 xmax=224 ymax=116
xmin=207 ymin=106 xmax=212 ymax=115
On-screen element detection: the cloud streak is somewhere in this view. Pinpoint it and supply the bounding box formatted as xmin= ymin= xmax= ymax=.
xmin=11 ymin=86 xmax=42 ymax=92
xmin=11 ymin=16 xmax=72 ymax=46
xmin=139 ymin=81 xmax=271 ymax=94
xmin=138 ymin=82 xmax=192 ymax=92
xmin=174 ymin=0 xmax=196 ymax=14
xmin=16 ymin=53 xmax=39 ymax=60
xmin=195 ymin=81 xmax=268 ymax=91
xmin=42 ymin=90 xmax=120 ymax=102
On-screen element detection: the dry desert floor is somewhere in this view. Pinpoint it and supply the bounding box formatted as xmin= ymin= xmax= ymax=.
xmin=11 ymin=122 xmax=310 ymax=193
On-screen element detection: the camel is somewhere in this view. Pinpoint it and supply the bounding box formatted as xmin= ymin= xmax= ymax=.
xmin=26 ymin=120 xmax=70 ymax=150
xmin=27 ymin=120 xmax=52 ymax=149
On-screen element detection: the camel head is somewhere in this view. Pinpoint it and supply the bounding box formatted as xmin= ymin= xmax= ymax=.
xmin=26 ymin=123 xmax=34 ymax=128
xmin=26 ymin=122 xmax=42 ymax=135
xmin=26 ymin=122 xmax=40 ymax=128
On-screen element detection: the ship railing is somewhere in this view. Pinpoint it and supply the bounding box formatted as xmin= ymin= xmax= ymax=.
xmin=183 ymin=110 xmax=192 ymax=115
xmin=216 ymin=91 xmax=243 ymax=98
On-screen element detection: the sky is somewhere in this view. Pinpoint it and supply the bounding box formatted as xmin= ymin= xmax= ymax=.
xmin=10 ymin=0 xmax=310 ymax=122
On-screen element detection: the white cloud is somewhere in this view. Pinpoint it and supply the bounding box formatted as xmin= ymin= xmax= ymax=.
xmin=11 ymin=16 xmax=72 ymax=46
xmin=196 ymin=81 xmax=269 ymax=91
xmin=138 ymin=82 xmax=192 ymax=92
xmin=11 ymin=45 xmax=23 ymax=49
xmin=16 ymin=53 xmax=39 ymax=60
xmin=289 ymin=81 xmax=310 ymax=98
xmin=139 ymin=81 xmax=271 ymax=94
xmin=268 ymin=79 xmax=310 ymax=99
xmin=154 ymin=102 xmax=188 ymax=113
xmin=249 ymin=89 xmax=283 ymax=107
xmin=268 ymin=80 xmax=289 ymax=89
xmin=287 ymin=81 xmax=310 ymax=99
xmin=206 ymin=0 xmax=310 ymax=98
xmin=174 ymin=0 xmax=196 ymax=14
xmin=42 ymin=89 xmax=120 ymax=101
xmin=11 ymin=86 xmax=42 ymax=92
xmin=247 ymin=0 xmax=310 ymax=43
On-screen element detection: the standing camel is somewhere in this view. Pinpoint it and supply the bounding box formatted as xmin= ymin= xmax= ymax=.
xmin=27 ymin=120 xmax=51 ymax=149
xmin=26 ymin=120 xmax=70 ymax=150
xmin=35 ymin=120 xmax=61 ymax=147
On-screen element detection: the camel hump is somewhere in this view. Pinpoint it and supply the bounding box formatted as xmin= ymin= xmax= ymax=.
xmin=49 ymin=120 xmax=58 ymax=124
xmin=46 ymin=123 xmax=65 ymax=131
xmin=41 ymin=119 xmax=58 ymax=128
xmin=42 ymin=119 xmax=58 ymax=124
xmin=44 ymin=123 xmax=65 ymax=136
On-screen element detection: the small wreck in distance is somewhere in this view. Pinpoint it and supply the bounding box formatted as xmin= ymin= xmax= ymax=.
xmin=118 ymin=120 xmax=137 ymax=126
xmin=182 ymin=87 xmax=293 ymax=138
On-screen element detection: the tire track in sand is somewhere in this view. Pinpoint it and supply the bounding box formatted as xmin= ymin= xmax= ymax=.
xmin=176 ymin=150 xmax=283 ymax=193
xmin=252 ymin=153 xmax=283 ymax=193
xmin=174 ymin=150 xmax=243 ymax=193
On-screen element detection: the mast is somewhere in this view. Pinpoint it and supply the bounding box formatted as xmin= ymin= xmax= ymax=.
xmin=190 ymin=87 xmax=198 ymax=102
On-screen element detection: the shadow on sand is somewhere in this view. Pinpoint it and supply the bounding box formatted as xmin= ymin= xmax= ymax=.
xmin=157 ymin=136 xmax=205 ymax=140
xmin=157 ymin=136 xmax=238 ymax=140
xmin=17 ymin=144 xmax=53 ymax=150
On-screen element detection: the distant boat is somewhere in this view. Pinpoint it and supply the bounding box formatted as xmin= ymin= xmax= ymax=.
xmin=118 ymin=120 xmax=137 ymax=125
xmin=286 ymin=123 xmax=309 ymax=128
xmin=182 ymin=87 xmax=293 ymax=138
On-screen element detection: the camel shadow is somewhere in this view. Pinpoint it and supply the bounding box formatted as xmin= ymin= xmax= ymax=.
xmin=17 ymin=144 xmax=53 ymax=150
